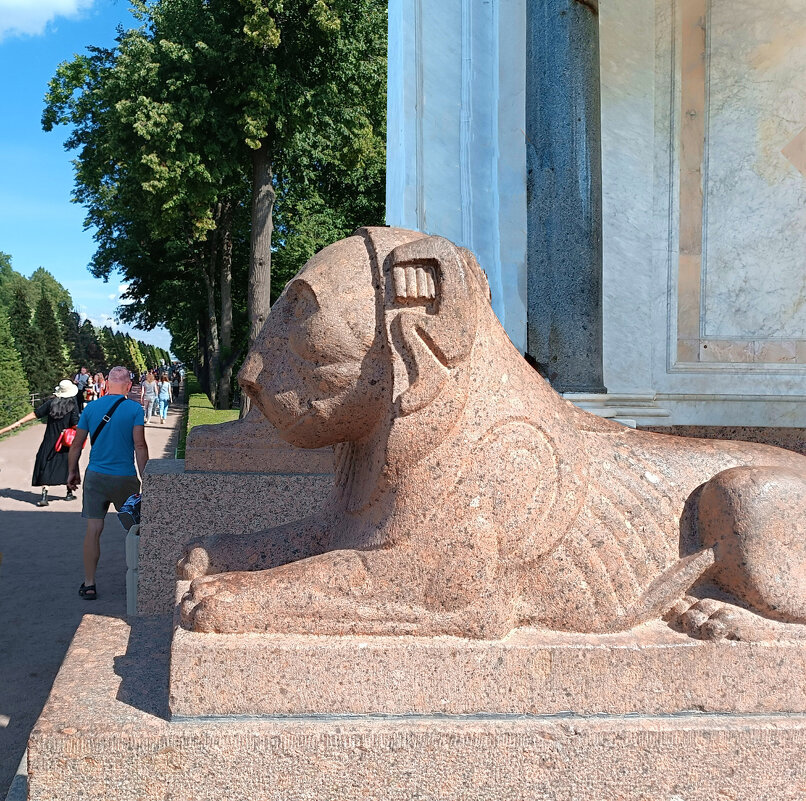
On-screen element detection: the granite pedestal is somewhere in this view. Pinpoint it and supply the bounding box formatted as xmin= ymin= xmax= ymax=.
xmin=26 ymin=613 xmax=806 ymax=800
xmin=138 ymin=460 xmax=332 ymax=615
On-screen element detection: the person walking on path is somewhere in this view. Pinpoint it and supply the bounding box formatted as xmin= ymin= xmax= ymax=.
xmin=74 ymin=366 xmax=90 ymax=411
xmin=0 ymin=379 xmax=80 ymax=507
xmin=157 ymin=373 xmax=172 ymax=424
xmin=140 ymin=371 xmax=159 ymax=424
xmin=91 ymin=372 xmax=106 ymax=400
xmin=67 ymin=366 xmax=148 ymax=601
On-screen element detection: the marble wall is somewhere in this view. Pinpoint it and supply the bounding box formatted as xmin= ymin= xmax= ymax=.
xmin=386 ymin=0 xmax=806 ymax=425
xmin=650 ymin=0 xmax=806 ymax=424
xmin=386 ymin=0 xmax=528 ymax=352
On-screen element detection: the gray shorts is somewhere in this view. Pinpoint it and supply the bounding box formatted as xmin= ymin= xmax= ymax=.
xmin=82 ymin=469 xmax=141 ymax=520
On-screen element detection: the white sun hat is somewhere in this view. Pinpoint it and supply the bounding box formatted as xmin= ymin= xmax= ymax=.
xmin=54 ymin=379 xmax=79 ymax=398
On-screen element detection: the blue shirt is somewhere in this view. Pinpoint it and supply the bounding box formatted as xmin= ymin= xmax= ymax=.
xmin=77 ymin=394 xmax=144 ymax=476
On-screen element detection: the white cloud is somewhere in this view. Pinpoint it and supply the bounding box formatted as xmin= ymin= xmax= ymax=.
xmin=107 ymin=293 xmax=117 ymax=300
xmin=0 ymin=0 xmax=95 ymax=41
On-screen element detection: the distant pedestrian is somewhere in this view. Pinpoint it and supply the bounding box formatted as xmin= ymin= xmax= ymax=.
xmin=67 ymin=366 xmax=149 ymax=601
xmin=157 ymin=374 xmax=172 ymax=424
xmin=140 ymin=371 xmax=159 ymax=424
xmin=74 ymin=366 xmax=90 ymax=411
xmin=171 ymin=370 xmax=180 ymax=397
xmin=92 ymin=372 xmax=106 ymax=400
xmin=0 ymin=379 xmax=80 ymax=506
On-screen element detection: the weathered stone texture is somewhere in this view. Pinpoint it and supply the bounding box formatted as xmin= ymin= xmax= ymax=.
xmin=27 ymin=617 xmax=806 ymax=801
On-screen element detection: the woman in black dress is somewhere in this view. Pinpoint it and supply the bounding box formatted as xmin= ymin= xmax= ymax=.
xmin=0 ymin=379 xmax=80 ymax=506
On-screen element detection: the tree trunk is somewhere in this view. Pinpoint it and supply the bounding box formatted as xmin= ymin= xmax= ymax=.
xmin=243 ymin=139 xmax=275 ymax=416
xmin=217 ymin=200 xmax=234 ymax=409
xmin=197 ymin=311 xmax=209 ymax=395
xmin=201 ymin=245 xmax=221 ymax=407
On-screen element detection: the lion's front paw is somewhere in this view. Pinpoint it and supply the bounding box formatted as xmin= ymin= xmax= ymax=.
xmin=179 ymin=573 xmax=241 ymax=632
xmin=176 ymin=541 xmax=211 ymax=580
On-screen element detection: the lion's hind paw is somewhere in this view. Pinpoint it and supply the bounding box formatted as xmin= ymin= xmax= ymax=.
xmin=665 ymin=595 xmax=806 ymax=642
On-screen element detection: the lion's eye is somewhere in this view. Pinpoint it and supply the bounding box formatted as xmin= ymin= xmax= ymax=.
xmin=282 ymin=280 xmax=320 ymax=324
xmin=282 ymin=280 xmax=332 ymax=364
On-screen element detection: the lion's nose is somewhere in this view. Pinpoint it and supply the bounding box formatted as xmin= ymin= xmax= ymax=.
xmin=237 ymin=351 xmax=264 ymax=397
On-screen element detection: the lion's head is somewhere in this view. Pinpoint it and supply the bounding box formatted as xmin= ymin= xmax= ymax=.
xmin=238 ymin=227 xmax=491 ymax=452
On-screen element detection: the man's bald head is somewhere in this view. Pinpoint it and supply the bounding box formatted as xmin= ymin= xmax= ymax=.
xmin=107 ymin=366 xmax=131 ymax=388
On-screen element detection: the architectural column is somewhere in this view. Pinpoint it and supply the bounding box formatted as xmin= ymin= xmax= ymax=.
xmin=526 ymin=0 xmax=606 ymax=393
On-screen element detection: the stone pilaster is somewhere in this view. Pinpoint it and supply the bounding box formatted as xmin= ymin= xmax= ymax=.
xmin=526 ymin=0 xmax=606 ymax=393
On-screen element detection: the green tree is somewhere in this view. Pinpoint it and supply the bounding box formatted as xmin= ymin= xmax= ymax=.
xmin=57 ymin=300 xmax=82 ymax=367
xmin=33 ymin=285 xmax=69 ymax=383
xmin=126 ymin=334 xmax=147 ymax=374
xmin=111 ymin=331 xmax=134 ymax=370
xmin=0 ymin=253 xmax=30 ymax=312
xmin=0 ymin=307 xmax=31 ymax=427
xmin=43 ymin=0 xmax=386 ymax=410
xmin=76 ymin=319 xmax=106 ymax=374
xmin=99 ymin=326 xmax=120 ymax=368
xmin=8 ymin=285 xmax=54 ymax=397
xmin=30 ymin=267 xmax=73 ymax=313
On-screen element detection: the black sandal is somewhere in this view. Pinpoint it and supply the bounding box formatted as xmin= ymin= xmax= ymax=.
xmin=79 ymin=583 xmax=97 ymax=600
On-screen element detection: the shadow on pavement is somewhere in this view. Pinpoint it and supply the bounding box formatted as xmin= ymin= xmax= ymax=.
xmin=0 ymin=510 xmax=127 ymax=798
xmin=0 ymin=488 xmax=77 ymax=506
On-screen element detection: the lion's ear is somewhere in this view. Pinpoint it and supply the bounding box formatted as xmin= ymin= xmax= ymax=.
xmin=385 ymin=236 xmax=478 ymax=415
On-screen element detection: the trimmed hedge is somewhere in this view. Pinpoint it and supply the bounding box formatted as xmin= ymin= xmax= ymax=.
xmin=176 ymin=372 xmax=239 ymax=458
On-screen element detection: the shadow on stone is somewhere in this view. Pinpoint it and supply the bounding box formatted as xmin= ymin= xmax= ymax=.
xmin=113 ymin=616 xmax=172 ymax=720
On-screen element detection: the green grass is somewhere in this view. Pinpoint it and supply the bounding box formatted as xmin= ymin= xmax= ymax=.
xmin=175 ymin=372 xmax=240 ymax=458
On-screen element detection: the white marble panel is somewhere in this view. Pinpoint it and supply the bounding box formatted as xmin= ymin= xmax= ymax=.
xmin=600 ymin=0 xmax=657 ymax=395
xmin=702 ymin=0 xmax=806 ymax=340
xmin=385 ymin=0 xmax=527 ymax=352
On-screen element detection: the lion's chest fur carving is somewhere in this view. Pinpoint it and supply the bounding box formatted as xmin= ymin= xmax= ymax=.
xmin=181 ymin=228 xmax=806 ymax=641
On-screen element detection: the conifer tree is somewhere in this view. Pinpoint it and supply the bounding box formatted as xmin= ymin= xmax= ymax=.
xmin=0 ymin=307 xmax=31 ymax=427
xmin=111 ymin=331 xmax=132 ymax=370
xmin=7 ymin=285 xmax=54 ymax=396
xmin=99 ymin=326 xmax=119 ymax=370
xmin=76 ymin=319 xmax=106 ymax=374
xmin=57 ymin=300 xmax=82 ymax=368
xmin=126 ymin=335 xmax=147 ymax=374
xmin=34 ymin=286 xmax=68 ymax=385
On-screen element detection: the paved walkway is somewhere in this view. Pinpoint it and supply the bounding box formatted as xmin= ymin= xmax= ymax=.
xmin=0 ymin=390 xmax=183 ymax=799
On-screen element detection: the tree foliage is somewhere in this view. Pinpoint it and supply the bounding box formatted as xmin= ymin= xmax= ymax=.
xmin=43 ymin=0 xmax=386 ymax=409
xmin=7 ymin=284 xmax=54 ymax=396
xmin=0 ymin=250 xmax=168 ymax=401
xmin=0 ymin=307 xmax=31 ymax=428
xmin=34 ymin=285 xmax=69 ymax=384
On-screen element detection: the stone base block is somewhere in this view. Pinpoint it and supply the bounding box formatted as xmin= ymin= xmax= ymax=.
xmin=138 ymin=460 xmax=331 ymax=615
xmin=169 ymin=588 xmax=806 ymax=717
xmin=28 ymin=616 xmax=806 ymax=800
xmin=184 ymin=413 xmax=334 ymax=473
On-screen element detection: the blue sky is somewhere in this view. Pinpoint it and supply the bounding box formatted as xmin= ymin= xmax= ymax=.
xmin=0 ymin=0 xmax=172 ymax=350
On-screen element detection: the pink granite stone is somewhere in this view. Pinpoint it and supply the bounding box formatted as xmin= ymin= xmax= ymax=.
xmin=26 ymin=616 xmax=806 ymax=801
xmin=169 ymin=580 xmax=806 ymax=718
xmin=640 ymin=425 xmax=806 ymax=457
xmin=138 ymin=460 xmax=330 ymax=615
xmin=185 ymin=408 xmax=334 ymax=473
xmin=176 ymin=228 xmax=806 ymax=643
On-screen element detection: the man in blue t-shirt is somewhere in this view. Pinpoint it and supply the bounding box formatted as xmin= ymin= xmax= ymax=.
xmin=67 ymin=366 xmax=149 ymax=601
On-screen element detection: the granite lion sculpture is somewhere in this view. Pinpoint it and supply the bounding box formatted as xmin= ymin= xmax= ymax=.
xmin=179 ymin=227 xmax=806 ymax=641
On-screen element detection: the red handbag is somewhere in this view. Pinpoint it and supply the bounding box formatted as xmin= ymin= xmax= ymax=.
xmin=54 ymin=426 xmax=85 ymax=453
